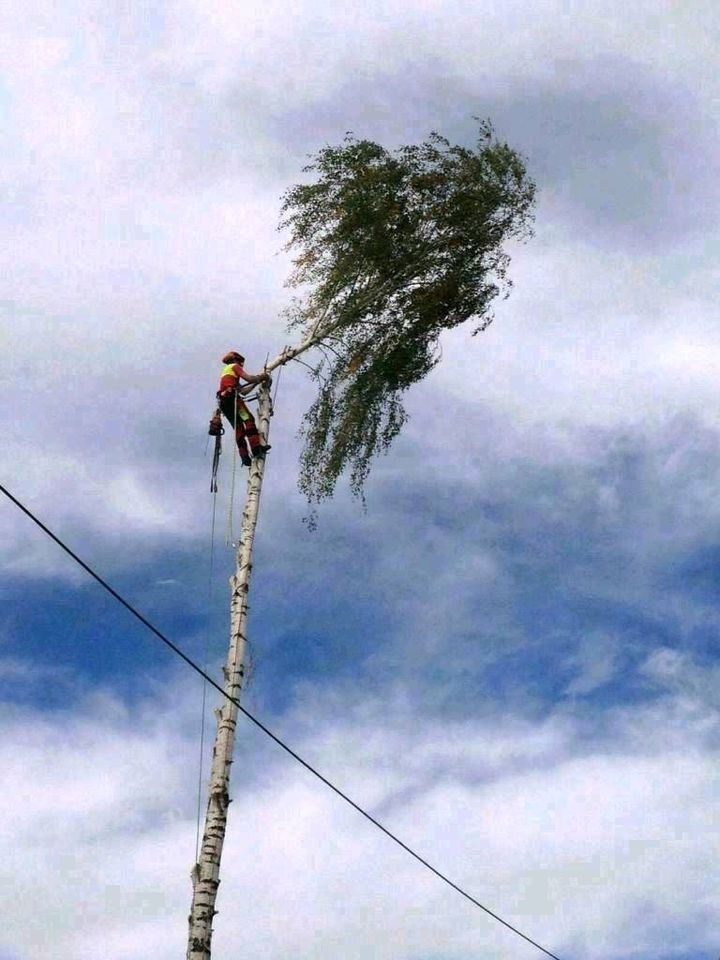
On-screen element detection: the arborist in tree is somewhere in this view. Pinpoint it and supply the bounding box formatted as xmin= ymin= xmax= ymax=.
xmin=216 ymin=351 xmax=271 ymax=467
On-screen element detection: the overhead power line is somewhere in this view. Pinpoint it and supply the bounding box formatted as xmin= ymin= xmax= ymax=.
xmin=1 ymin=482 xmax=565 ymax=960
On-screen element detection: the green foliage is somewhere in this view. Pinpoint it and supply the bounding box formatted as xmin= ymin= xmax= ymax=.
xmin=279 ymin=120 xmax=536 ymax=506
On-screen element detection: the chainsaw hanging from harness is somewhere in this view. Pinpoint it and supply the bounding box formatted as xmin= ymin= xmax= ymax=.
xmin=208 ymin=408 xmax=224 ymax=493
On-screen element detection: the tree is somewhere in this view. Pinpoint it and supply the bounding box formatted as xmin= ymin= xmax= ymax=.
xmin=281 ymin=120 xmax=536 ymax=506
xmin=187 ymin=120 xmax=536 ymax=958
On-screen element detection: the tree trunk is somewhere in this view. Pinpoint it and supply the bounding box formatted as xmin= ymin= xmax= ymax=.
xmin=187 ymin=380 xmax=273 ymax=959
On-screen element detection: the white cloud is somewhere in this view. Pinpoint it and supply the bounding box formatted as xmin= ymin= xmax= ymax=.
xmin=563 ymin=634 xmax=620 ymax=697
xmin=1 ymin=0 xmax=717 ymax=563
xmin=158 ymin=0 xmax=720 ymax=107
xmin=0 ymin=670 xmax=717 ymax=959
xmin=1 ymin=4 xmax=719 ymax=956
xmin=642 ymin=647 xmax=720 ymax=714
xmin=428 ymin=229 xmax=720 ymax=436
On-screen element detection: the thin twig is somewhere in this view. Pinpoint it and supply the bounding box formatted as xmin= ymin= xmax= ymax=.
xmin=316 ymin=340 xmax=343 ymax=361
xmin=292 ymin=356 xmax=321 ymax=376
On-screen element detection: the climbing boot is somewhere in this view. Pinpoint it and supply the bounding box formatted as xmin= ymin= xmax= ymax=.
xmin=253 ymin=444 xmax=271 ymax=460
xmin=241 ymin=454 xmax=252 ymax=467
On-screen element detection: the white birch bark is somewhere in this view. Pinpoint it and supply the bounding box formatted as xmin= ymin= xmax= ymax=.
xmin=186 ymin=329 xmax=336 ymax=956
xmin=186 ymin=380 xmax=273 ymax=959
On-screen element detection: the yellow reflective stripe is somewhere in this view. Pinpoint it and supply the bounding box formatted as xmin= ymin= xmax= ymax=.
xmin=221 ymin=363 xmax=238 ymax=378
xmin=238 ymin=407 xmax=252 ymax=422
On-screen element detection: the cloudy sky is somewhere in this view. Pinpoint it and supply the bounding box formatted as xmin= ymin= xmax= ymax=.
xmin=1 ymin=1 xmax=719 ymax=958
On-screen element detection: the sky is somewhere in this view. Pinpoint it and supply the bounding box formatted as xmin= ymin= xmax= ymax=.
xmin=1 ymin=1 xmax=719 ymax=958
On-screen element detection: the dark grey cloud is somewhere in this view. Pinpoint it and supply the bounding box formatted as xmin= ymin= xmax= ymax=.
xmin=246 ymin=57 xmax=717 ymax=250
xmin=221 ymin=397 xmax=720 ymax=727
xmin=483 ymin=60 xmax=717 ymax=249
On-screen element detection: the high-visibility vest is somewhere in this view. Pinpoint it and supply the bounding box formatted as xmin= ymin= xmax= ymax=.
xmin=219 ymin=362 xmax=246 ymax=393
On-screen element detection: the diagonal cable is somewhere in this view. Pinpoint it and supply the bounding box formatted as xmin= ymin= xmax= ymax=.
xmin=0 ymin=482 xmax=565 ymax=960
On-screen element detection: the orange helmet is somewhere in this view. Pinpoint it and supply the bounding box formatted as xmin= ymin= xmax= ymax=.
xmin=222 ymin=351 xmax=245 ymax=365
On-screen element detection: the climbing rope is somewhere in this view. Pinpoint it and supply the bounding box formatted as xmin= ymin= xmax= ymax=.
xmin=194 ymin=488 xmax=218 ymax=863
xmin=195 ymin=408 xmax=225 ymax=862
xmin=226 ymin=390 xmax=239 ymax=546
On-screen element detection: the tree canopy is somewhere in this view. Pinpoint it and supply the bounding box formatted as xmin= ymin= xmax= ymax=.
xmin=279 ymin=120 xmax=536 ymax=508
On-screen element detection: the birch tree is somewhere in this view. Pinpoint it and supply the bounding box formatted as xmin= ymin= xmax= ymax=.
xmin=187 ymin=120 xmax=536 ymax=958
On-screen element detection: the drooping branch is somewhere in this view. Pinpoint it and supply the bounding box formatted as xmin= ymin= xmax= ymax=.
xmin=268 ymin=120 xmax=536 ymax=507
